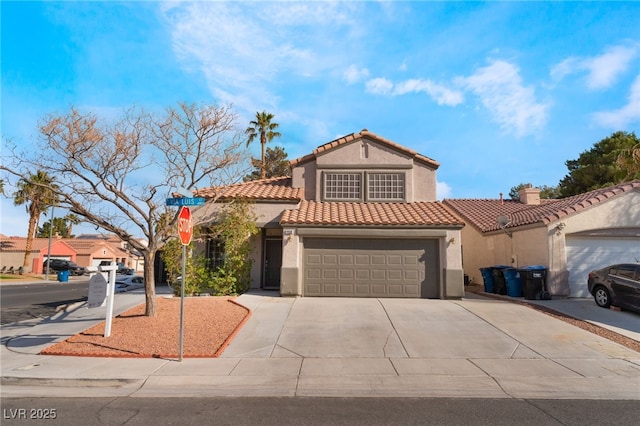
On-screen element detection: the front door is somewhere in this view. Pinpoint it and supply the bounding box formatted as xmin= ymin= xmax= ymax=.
xmin=263 ymin=238 xmax=282 ymax=290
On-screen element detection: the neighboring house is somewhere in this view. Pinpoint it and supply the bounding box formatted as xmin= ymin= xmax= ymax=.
xmin=64 ymin=239 xmax=125 ymax=269
xmin=0 ymin=237 xmax=78 ymax=274
xmin=193 ymin=129 xmax=465 ymax=299
xmin=74 ymin=234 xmax=144 ymax=272
xmin=443 ymin=181 xmax=640 ymax=297
xmin=0 ymin=234 xmax=144 ymax=275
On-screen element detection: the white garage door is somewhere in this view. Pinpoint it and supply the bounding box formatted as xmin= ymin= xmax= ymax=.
xmin=303 ymin=238 xmax=439 ymax=298
xmin=566 ymin=237 xmax=640 ymax=297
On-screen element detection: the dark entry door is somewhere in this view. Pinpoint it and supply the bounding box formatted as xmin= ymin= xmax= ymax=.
xmin=263 ymin=238 xmax=282 ymax=290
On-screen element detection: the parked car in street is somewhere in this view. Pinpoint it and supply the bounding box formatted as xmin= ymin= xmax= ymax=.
xmin=115 ymin=275 xmax=144 ymax=293
xmin=587 ymin=263 xmax=640 ymax=314
xmin=99 ymin=261 xmax=134 ymax=275
xmin=43 ymin=259 xmax=84 ymax=276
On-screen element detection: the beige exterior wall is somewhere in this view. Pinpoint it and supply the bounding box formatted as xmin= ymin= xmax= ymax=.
xmin=193 ymin=201 xmax=298 ymax=229
xmin=412 ymin=161 xmax=437 ymax=201
xmin=547 ymin=191 xmax=640 ymax=295
xmin=292 ymin=138 xmax=437 ymax=203
xmin=292 ymin=161 xmax=316 ymax=200
xmin=459 ymin=191 xmax=639 ymax=296
xmin=459 ymin=225 xmax=548 ymax=285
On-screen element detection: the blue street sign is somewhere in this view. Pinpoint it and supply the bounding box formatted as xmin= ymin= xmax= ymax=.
xmin=166 ymin=197 xmax=206 ymax=207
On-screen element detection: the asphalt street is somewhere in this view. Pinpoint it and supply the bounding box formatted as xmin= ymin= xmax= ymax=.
xmin=0 ymin=281 xmax=89 ymax=325
xmin=2 ymin=397 xmax=639 ymax=426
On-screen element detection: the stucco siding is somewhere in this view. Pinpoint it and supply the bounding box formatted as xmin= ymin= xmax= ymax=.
xmin=193 ymin=201 xmax=299 ymax=228
xmin=315 ymin=139 xmax=414 ymax=167
xmin=412 ymin=162 xmax=437 ymax=201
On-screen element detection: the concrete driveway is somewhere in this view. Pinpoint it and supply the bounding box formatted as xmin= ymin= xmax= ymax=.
xmin=216 ymin=292 xmax=640 ymax=399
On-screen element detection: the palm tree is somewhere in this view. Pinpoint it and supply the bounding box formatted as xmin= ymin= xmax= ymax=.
xmin=64 ymin=213 xmax=82 ymax=237
xmin=13 ymin=171 xmax=58 ymax=270
xmin=245 ymin=111 xmax=282 ymax=179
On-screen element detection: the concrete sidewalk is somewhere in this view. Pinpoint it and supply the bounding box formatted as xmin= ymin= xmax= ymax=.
xmin=1 ymin=290 xmax=639 ymax=399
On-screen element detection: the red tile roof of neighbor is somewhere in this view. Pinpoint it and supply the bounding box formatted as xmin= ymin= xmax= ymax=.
xmin=195 ymin=177 xmax=303 ymax=201
xmin=443 ymin=180 xmax=640 ymax=233
xmin=281 ymin=200 xmax=465 ymax=227
xmin=289 ymin=129 xmax=440 ymax=169
xmin=0 ymin=237 xmax=76 ymax=252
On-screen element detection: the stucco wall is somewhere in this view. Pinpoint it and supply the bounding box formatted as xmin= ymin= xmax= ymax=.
xmin=193 ymin=201 xmax=298 ymax=228
xmin=316 ymin=139 xmax=414 ymax=167
xmin=292 ymin=137 xmax=438 ymax=203
xmin=459 ymin=191 xmax=640 ymax=296
xmin=547 ymin=191 xmax=640 ymax=295
xmin=412 ymin=162 xmax=437 ymax=201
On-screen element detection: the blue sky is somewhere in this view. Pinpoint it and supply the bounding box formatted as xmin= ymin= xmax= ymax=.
xmin=2 ymin=1 xmax=639 ymax=237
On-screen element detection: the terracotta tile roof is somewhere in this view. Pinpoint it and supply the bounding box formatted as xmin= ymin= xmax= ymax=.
xmin=289 ymin=129 xmax=440 ymax=169
xmin=65 ymin=239 xmax=124 ymax=256
xmin=0 ymin=237 xmax=75 ymax=253
xmin=443 ymin=180 xmax=640 ymax=233
xmin=195 ymin=177 xmax=303 ymax=201
xmin=281 ymin=200 xmax=464 ymax=227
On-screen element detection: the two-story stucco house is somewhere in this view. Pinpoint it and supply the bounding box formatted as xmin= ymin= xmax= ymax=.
xmin=192 ymin=129 xmax=465 ymax=299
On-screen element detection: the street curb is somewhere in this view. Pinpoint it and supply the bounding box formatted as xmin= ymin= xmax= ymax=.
xmin=1 ymin=376 xmax=142 ymax=388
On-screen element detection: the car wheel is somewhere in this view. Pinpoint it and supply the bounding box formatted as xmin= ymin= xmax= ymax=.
xmin=593 ymin=286 xmax=611 ymax=308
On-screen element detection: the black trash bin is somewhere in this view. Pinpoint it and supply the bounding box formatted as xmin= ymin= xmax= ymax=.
xmin=491 ymin=266 xmax=509 ymax=295
xmin=518 ymin=266 xmax=547 ymax=300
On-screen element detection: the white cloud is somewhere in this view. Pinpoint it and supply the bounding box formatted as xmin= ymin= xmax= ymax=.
xmin=458 ymin=60 xmax=549 ymax=137
xmin=365 ymin=77 xmax=463 ymax=106
xmin=437 ymin=181 xmax=452 ymax=200
xmin=365 ymin=77 xmax=394 ymax=95
xmin=592 ymin=74 xmax=640 ymax=128
xmin=161 ymin=2 xmax=364 ymax=114
xmin=343 ymin=65 xmax=370 ymax=84
xmin=393 ymin=79 xmax=464 ymax=106
xmin=551 ymin=44 xmax=639 ymax=90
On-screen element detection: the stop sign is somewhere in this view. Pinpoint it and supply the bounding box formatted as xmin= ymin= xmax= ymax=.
xmin=177 ymin=206 xmax=193 ymax=245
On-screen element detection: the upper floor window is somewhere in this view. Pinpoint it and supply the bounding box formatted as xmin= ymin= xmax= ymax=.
xmin=367 ymin=173 xmax=405 ymax=201
xmin=322 ymin=171 xmax=406 ymax=201
xmin=324 ymin=173 xmax=361 ymax=200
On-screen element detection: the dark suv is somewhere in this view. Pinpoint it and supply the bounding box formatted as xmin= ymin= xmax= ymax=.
xmin=99 ymin=261 xmax=134 ymax=275
xmin=588 ymin=263 xmax=640 ymax=313
xmin=43 ymin=259 xmax=84 ymax=276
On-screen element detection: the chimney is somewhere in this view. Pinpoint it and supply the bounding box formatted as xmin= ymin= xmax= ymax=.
xmin=519 ymin=184 xmax=541 ymax=205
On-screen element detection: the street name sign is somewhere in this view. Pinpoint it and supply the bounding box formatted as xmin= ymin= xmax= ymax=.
xmin=166 ymin=197 xmax=205 ymax=207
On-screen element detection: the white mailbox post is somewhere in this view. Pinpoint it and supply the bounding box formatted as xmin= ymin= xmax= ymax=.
xmin=89 ymin=262 xmax=118 ymax=337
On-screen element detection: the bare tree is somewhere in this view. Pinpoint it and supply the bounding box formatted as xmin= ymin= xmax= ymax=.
xmin=1 ymin=102 xmax=248 ymax=316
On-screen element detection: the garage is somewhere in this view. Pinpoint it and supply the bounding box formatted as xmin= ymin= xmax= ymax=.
xmin=303 ymin=238 xmax=439 ymax=298
xmin=566 ymin=235 xmax=640 ymax=297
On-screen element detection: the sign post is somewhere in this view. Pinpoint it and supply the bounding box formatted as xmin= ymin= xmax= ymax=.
xmin=88 ymin=262 xmax=118 ymax=337
xmin=177 ymin=206 xmax=193 ymax=361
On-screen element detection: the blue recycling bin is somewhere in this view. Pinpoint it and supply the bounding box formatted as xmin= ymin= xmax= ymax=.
xmin=57 ymin=270 xmax=70 ymax=282
xmin=503 ymin=268 xmax=522 ymax=297
xmin=479 ymin=268 xmax=494 ymax=293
